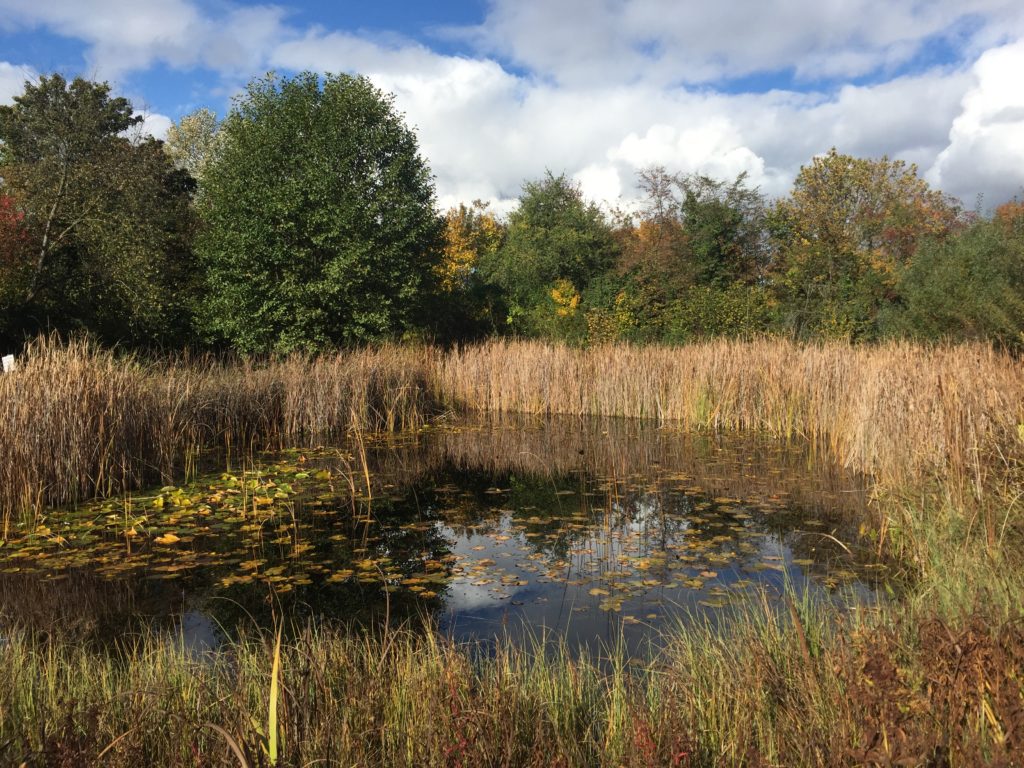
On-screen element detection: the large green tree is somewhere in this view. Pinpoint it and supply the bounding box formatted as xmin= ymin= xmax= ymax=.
xmin=196 ymin=72 xmax=444 ymax=353
xmin=881 ymin=215 xmax=1024 ymax=347
xmin=0 ymin=74 xmax=196 ymax=348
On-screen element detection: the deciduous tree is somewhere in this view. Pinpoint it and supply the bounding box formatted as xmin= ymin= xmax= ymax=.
xmin=480 ymin=172 xmax=617 ymax=337
xmin=771 ymin=148 xmax=963 ymax=339
xmin=196 ymin=72 xmax=443 ymax=353
xmin=164 ymin=107 xmax=219 ymax=184
xmin=0 ymin=74 xmax=197 ymax=346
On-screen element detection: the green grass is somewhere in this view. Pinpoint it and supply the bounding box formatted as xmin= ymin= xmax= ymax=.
xmin=1 ymin=587 xmax=1020 ymax=767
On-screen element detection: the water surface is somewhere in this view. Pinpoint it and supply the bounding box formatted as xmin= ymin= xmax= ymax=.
xmin=0 ymin=416 xmax=887 ymax=656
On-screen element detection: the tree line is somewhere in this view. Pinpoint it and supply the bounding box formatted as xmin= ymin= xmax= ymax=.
xmin=2 ymin=72 xmax=1023 ymax=354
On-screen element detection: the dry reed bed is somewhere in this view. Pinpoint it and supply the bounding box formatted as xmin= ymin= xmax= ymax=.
xmin=440 ymin=339 xmax=1024 ymax=491
xmin=2 ymin=336 xmax=1022 ymax=526
xmin=0 ymin=337 xmax=432 ymax=525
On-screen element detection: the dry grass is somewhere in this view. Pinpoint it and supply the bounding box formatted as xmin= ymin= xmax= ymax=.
xmin=2 ymin=337 xmax=1023 ymax=766
xmin=440 ymin=339 xmax=1024 ymax=494
xmin=3 ymin=336 xmax=1022 ymax=560
xmin=0 ymin=336 xmax=433 ymax=530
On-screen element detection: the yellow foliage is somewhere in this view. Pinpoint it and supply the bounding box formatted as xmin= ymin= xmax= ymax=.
xmin=550 ymin=279 xmax=580 ymax=317
xmin=438 ymin=202 xmax=502 ymax=292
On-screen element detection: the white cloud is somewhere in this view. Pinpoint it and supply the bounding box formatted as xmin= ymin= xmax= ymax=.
xmin=608 ymin=121 xmax=766 ymax=182
xmin=2 ymin=0 xmax=1023 ymax=208
xmin=260 ymin=8 xmax=1017 ymax=209
xmin=927 ymin=40 xmax=1024 ymax=206
xmin=574 ymin=163 xmax=624 ymax=206
xmin=366 ymin=60 xmax=979 ymax=208
xmin=0 ymin=61 xmax=37 ymax=103
xmin=135 ymin=111 xmax=173 ymax=140
xmin=0 ymin=0 xmax=291 ymax=79
xmin=457 ymin=0 xmax=1024 ymax=86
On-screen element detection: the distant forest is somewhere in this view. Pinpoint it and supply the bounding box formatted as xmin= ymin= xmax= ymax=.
xmin=2 ymin=72 xmax=1022 ymax=353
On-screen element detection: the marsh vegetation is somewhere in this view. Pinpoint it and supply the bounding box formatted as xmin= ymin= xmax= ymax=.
xmin=0 ymin=337 xmax=1022 ymax=766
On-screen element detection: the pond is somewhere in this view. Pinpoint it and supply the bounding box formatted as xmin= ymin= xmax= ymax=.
xmin=0 ymin=416 xmax=890 ymax=656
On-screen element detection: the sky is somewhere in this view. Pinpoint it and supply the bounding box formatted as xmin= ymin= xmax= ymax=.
xmin=1 ymin=0 xmax=1023 ymax=212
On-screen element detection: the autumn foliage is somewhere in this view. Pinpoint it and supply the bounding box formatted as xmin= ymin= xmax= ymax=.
xmin=1 ymin=70 xmax=1023 ymax=352
xmin=0 ymin=195 xmax=31 ymax=309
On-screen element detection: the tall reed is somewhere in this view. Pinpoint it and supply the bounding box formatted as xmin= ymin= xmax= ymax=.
xmin=0 ymin=337 xmax=434 ymax=528
xmin=439 ymin=339 xmax=1024 ymax=494
xmin=3 ymin=336 xmax=1022 ymax=540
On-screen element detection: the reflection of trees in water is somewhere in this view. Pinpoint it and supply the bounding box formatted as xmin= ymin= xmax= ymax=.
xmin=4 ymin=415 xmax=876 ymax=642
xmin=2 ymin=490 xmax=459 ymax=644
xmin=0 ymin=572 xmax=185 ymax=642
xmin=355 ymin=417 xmax=871 ymax=570
xmin=195 ymin=496 xmax=457 ymax=635
xmin=359 ymin=414 xmax=869 ymax=519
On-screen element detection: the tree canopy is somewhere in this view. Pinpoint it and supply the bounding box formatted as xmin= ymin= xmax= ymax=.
xmin=479 ymin=172 xmax=618 ymax=337
xmin=0 ymin=74 xmax=196 ymax=348
xmin=770 ymin=148 xmax=964 ymax=339
xmin=196 ymin=72 xmax=444 ymax=353
xmin=164 ymin=108 xmax=220 ymax=184
xmin=3 ymin=71 xmax=1022 ymax=354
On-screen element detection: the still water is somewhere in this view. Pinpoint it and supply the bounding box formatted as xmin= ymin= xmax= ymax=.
xmin=0 ymin=416 xmax=888 ymax=655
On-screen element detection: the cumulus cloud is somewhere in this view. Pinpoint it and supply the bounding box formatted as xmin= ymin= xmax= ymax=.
xmin=365 ymin=60 xmax=977 ymax=207
xmin=134 ymin=111 xmax=173 ymax=140
xmin=0 ymin=0 xmax=292 ymax=79
xmin=247 ymin=2 xmax=1024 ymax=208
xmin=456 ymin=0 xmax=1024 ymax=86
xmin=927 ymin=40 xmax=1024 ymax=206
xmin=2 ymin=0 xmax=1023 ymax=208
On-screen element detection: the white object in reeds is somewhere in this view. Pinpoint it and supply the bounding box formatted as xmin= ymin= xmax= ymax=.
xmin=1 ymin=354 xmax=14 ymax=373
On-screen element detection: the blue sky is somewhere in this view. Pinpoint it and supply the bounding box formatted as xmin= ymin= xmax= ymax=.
xmin=1 ymin=0 xmax=1023 ymax=209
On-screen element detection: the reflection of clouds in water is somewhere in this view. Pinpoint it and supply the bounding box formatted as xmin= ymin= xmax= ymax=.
xmin=445 ymin=580 xmax=501 ymax=614
xmin=432 ymin=472 xmax=878 ymax=654
xmin=3 ymin=416 xmax=885 ymax=655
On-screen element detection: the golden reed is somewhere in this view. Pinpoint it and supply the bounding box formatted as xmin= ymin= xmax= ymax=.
xmin=2 ymin=336 xmax=1021 ymax=525
xmin=440 ymin=339 xmax=1024 ymax=491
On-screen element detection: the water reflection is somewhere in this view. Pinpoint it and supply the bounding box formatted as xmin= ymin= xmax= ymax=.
xmin=0 ymin=416 xmax=884 ymax=655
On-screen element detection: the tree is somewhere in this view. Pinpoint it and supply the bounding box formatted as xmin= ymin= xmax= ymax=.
xmin=0 ymin=194 xmax=32 ymax=347
xmin=771 ymin=148 xmax=964 ymax=339
xmin=430 ymin=201 xmax=507 ymax=341
xmin=620 ymin=167 xmax=768 ymax=289
xmin=0 ymin=74 xmax=197 ymax=347
xmin=882 ymin=218 xmax=1024 ymax=347
xmin=164 ymin=107 xmax=219 ymax=184
xmin=615 ymin=167 xmax=689 ymax=288
xmin=480 ymin=172 xmax=618 ymax=337
xmin=677 ymin=172 xmax=768 ymax=287
xmin=196 ymin=72 xmax=444 ymax=353
xmin=438 ymin=201 xmax=503 ymax=293
xmin=603 ymin=168 xmax=772 ymax=344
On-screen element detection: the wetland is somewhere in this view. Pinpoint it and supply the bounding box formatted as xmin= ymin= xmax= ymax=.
xmin=2 ymin=338 xmax=1020 ymax=767
xmin=1 ymin=416 xmax=887 ymax=655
